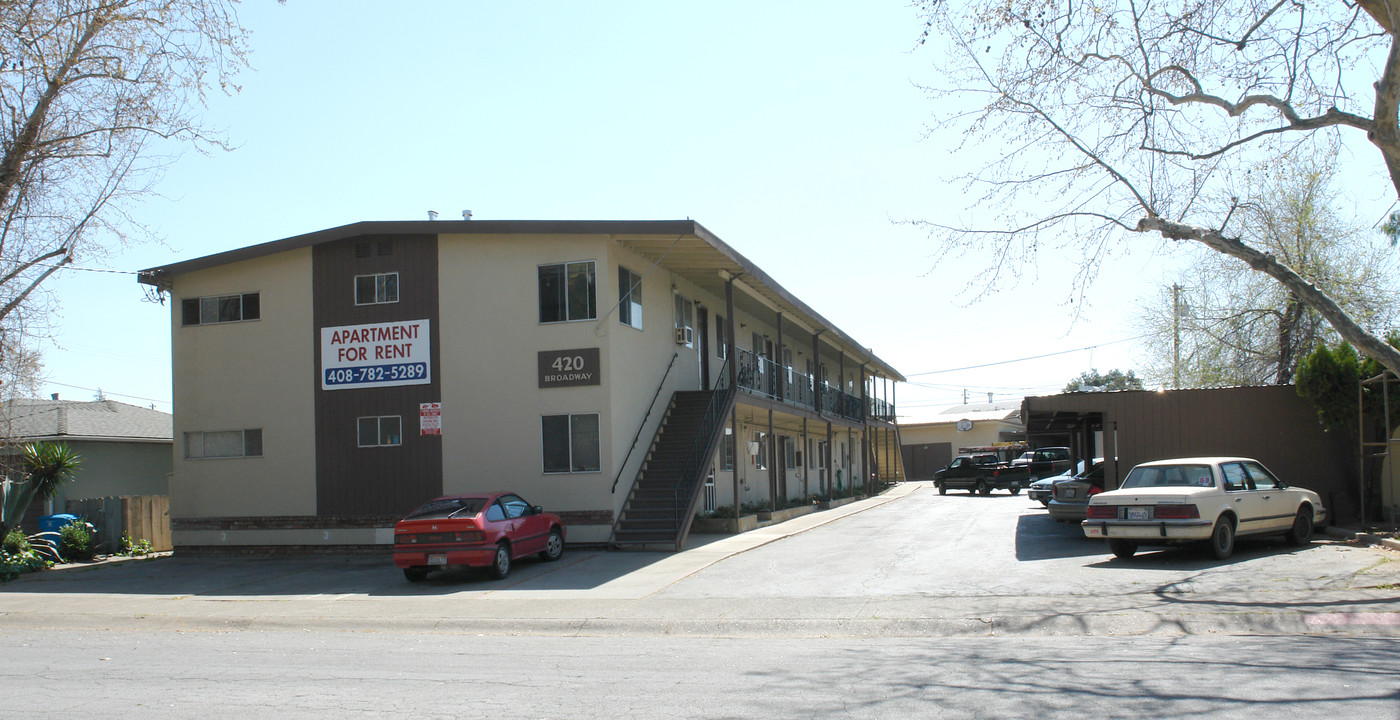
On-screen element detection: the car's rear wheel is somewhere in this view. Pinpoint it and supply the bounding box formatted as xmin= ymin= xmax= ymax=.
xmin=403 ymin=567 xmax=429 ymax=582
xmin=1107 ymin=539 xmax=1137 ymax=559
xmin=977 ymin=481 xmax=990 ymax=496
xmin=1209 ymin=517 xmax=1236 ymax=560
xmin=1286 ymin=508 xmax=1313 ymax=546
xmin=489 ymin=542 xmax=511 ymax=580
xmin=936 ymin=481 xmax=946 ymax=496
xmin=540 ymin=528 xmax=565 ymax=561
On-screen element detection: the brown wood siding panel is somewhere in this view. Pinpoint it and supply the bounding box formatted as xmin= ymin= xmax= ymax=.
xmin=1029 ymin=387 xmax=1354 ymax=518
xmin=313 ymin=234 xmax=443 ymax=518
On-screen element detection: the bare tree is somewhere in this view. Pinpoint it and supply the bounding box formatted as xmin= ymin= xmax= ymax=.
xmin=911 ymin=0 xmax=1400 ymax=375
xmin=1137 ymin=155 xmax=1400 ymax=387
xmin=0 ymin=0 xmax=250 ymax=397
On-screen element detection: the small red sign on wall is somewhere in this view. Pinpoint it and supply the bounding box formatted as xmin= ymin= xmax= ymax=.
xmin=420 ymin=402 xmax=442 ymax=436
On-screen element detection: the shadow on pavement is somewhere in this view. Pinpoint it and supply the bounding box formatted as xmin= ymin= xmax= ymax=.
xmin=0 ymin=543 xmax=696 ymax=597
xmin=1013 ymin=512 xmax=1107 ymax=561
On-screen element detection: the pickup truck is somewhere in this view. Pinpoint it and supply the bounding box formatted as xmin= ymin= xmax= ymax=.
xmin=934 ymin=447 xmax=1075 ymax=497
xmin=1021 ymin=446 xmax=1073 ymax=482
xmin=934 ymin=454 xmax=1026 ymax=496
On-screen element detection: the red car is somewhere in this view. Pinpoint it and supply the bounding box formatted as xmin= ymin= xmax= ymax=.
xmin=393 ymin=492 xmax=565 ymax=582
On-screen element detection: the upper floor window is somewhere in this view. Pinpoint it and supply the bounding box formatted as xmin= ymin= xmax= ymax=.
xmin=539 ymin=261 xmax=596 ymax=323
xmin=185 ymin=429 xmax=262 ymax=459
xmin=617 ymin=266 xmax=643 ymax=330
xmin=674 ymin=293 xmax=694 ymax=347
xmin=181 ymin=293 xmax=260 ymax=326
xmin=355 ymin=272 xmax=399 ymax=305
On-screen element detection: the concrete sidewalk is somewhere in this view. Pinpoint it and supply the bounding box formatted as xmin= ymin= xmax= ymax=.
xmin=3 ymin=482 xmax=1398 ymax=639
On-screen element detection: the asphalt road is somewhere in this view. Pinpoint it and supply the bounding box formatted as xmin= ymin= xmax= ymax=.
xmin=2 ymin=482 xmax=1399 ymax=717
xmin=2 ymin=631 xmax=1397 ymax=719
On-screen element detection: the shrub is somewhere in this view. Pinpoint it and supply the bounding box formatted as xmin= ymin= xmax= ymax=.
xmin=57 ymin=521 xmax=95 ymax=562
xmin=1 ymin=528 xmax=48 ymax=581
xmin=120 ymin=534 xmax=153 ymax=557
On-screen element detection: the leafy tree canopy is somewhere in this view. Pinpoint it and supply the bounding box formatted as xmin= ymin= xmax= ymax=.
xmin=1063 ymin=369 xmax=1144 ymax=393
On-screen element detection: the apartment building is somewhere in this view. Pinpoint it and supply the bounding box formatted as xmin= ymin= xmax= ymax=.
xmin=138 ymin=220 xmax=904 ymax=552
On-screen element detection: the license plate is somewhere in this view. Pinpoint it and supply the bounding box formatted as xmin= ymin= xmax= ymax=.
xmin=1063 ymin=489 xmax=1077 ymax=499
xmin=1127 ymin=507 xmax=1150 ymax=521
xmin=427 ymin=554 xmax=448 ymax=565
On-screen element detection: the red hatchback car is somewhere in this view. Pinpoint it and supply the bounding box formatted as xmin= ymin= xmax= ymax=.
xmin=393 ymin=492 xmax=565 ymax=582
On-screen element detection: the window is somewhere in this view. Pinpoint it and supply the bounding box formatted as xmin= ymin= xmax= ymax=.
xmin=618 ymin=266 xmax=643 ymax=329
xmin=357 ymin=416 xmax=402 ymax=447
xmin=673 ymin=293 xmax=694 ymax=346
xmin=783 ymin=436 xmax=796 ymax=469
xmin=721 ymin=426 xmax=734 ymax=470
xmin=542 ymin=413 xmax=600 ymax=473
xmin=500 ymin=494 xmax=532 ymax=518
xmin=753 ymin=432 xmax=767 ymax=470
xmin=715 ymin=315 xmax=727 ymax=359
xmin=185 ymin=429 xmax=262 ymax=459
xmin=1222 ymin=463 xmax=1252 ymax=492
xmin=1242 ymin=461 xmax=1283 ymax=489
xmin=355 ymin=272 xmax=399 ymax=305
xmin=181 ymin=293 xmax=260 ymax=326
xmin=539 ymin=261 xmax=596 ymax=323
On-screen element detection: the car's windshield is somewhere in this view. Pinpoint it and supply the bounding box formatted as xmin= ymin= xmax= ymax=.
xmin=405 ymin=497 xmax=485 ymax=520
xmin=1121 ymin=464 xmax=1215 ymax=489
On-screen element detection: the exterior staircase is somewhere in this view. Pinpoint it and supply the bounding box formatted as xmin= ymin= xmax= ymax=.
xmin=612 ymin=386 xmax=734 ymax=550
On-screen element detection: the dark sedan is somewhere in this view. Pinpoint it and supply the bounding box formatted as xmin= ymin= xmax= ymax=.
xmin=1047 ymin=461 xmax=1106 ymax=522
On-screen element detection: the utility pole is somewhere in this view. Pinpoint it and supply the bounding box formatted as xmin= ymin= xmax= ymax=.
xmin=1172 ymin=283 xmax=1181 ymax=390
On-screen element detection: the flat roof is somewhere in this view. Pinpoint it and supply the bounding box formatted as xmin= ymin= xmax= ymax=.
xmin=139 ymin=219 xmax=904 ymax=381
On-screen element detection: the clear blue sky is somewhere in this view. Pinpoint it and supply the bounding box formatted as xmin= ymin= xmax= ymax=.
xmin=37 ymin=0 xmax=1152 ymax=419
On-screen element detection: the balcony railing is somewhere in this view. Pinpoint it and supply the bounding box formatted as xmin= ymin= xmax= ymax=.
xmin=733 ymin=348 xmax=875 ymax=423
xmin=867 ymin=396 xmax=896 ymax=422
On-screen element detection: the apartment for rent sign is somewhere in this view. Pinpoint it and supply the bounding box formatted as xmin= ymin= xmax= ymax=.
xmin=321 ymin=319 xmax=431 ymax=390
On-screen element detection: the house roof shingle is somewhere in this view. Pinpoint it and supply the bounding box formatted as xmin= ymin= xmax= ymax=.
xmin=1 ymin=398 xmax=173 ymax=443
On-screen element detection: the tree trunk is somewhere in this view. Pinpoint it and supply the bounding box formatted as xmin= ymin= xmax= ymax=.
xmin=1137 ymin=216 xmax=1400 ymax=378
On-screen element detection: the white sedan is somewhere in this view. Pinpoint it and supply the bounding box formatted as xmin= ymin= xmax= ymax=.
xmin=1081 ymin=457 xmax=1327 ymax=560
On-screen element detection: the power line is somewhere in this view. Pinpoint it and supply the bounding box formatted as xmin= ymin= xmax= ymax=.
xmin=903 ymin=334 xmax=1150 ymax=377
xmin=43 ymin=380 xmax=170 ymax=408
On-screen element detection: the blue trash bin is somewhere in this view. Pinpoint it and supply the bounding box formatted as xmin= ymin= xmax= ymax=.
xmin=38 ymin=513 xmax=78 ymax=533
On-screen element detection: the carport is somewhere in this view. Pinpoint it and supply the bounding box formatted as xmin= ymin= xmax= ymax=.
xmin=1022 ymin=386 xmax=1356 ymax=521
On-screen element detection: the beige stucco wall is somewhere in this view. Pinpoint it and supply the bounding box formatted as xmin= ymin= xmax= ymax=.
xmin=899 ymin=421 xmax=1018 ymax=453
xmin=169 ymin=249 xmax=317 ymax=519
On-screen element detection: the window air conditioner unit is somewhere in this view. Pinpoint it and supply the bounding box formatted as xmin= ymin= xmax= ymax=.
xmin=675 ymin=327 xmax=687 ymax=344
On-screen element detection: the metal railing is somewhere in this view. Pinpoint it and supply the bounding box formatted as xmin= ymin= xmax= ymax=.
xmin=868 ymin=396 xmax=896 ymax=422
xmin=612 ymin=352 xmax=679 ymax=494
xmin=672 ymin=358 xmax=736 ymax=545
xmin=733 ymin=348 xmax=878 ymax=422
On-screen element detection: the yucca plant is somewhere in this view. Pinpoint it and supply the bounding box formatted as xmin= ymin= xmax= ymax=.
xmin=0 ymin=442 xmax=82 ymax=536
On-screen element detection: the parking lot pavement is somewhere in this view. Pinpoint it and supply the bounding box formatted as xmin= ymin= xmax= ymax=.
xmin=2 ymin=481 xmax=1398 ymax=638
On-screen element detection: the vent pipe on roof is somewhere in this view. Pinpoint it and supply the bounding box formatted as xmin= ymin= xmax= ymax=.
xmin=462 ymin=210 xmax=472 ymax=220
xmin=427 ymin=210 xmax=438 ymax=221
xmin=51 ymin=393 xmax=59 ymax=400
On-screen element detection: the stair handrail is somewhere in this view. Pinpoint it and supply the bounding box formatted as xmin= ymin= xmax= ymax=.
xmin=672 ymin=358 xmax=736 ymax=546
xmin=612 ymin=352 xmax=680 ymax=494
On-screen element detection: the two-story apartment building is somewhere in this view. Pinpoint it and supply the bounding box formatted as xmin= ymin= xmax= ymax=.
xmin=138 ymin=220 xmax=904 ymax=552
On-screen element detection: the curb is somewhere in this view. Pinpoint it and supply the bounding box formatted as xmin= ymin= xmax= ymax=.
xmin=1323 ymin=526 xmax=1400 ymax=552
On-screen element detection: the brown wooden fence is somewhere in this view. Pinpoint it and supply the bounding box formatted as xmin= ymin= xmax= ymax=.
xmin=65 ymin=496 xmax=171 ymax=553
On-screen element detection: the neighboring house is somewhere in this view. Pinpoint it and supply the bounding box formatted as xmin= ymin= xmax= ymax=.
xmin=898 ymin=402 xmax=1025 ymax=480
xmin=2 ymin=397 xmax=173 ymax=531
xmin=138 ymin=219 xmax=904 ymax=553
